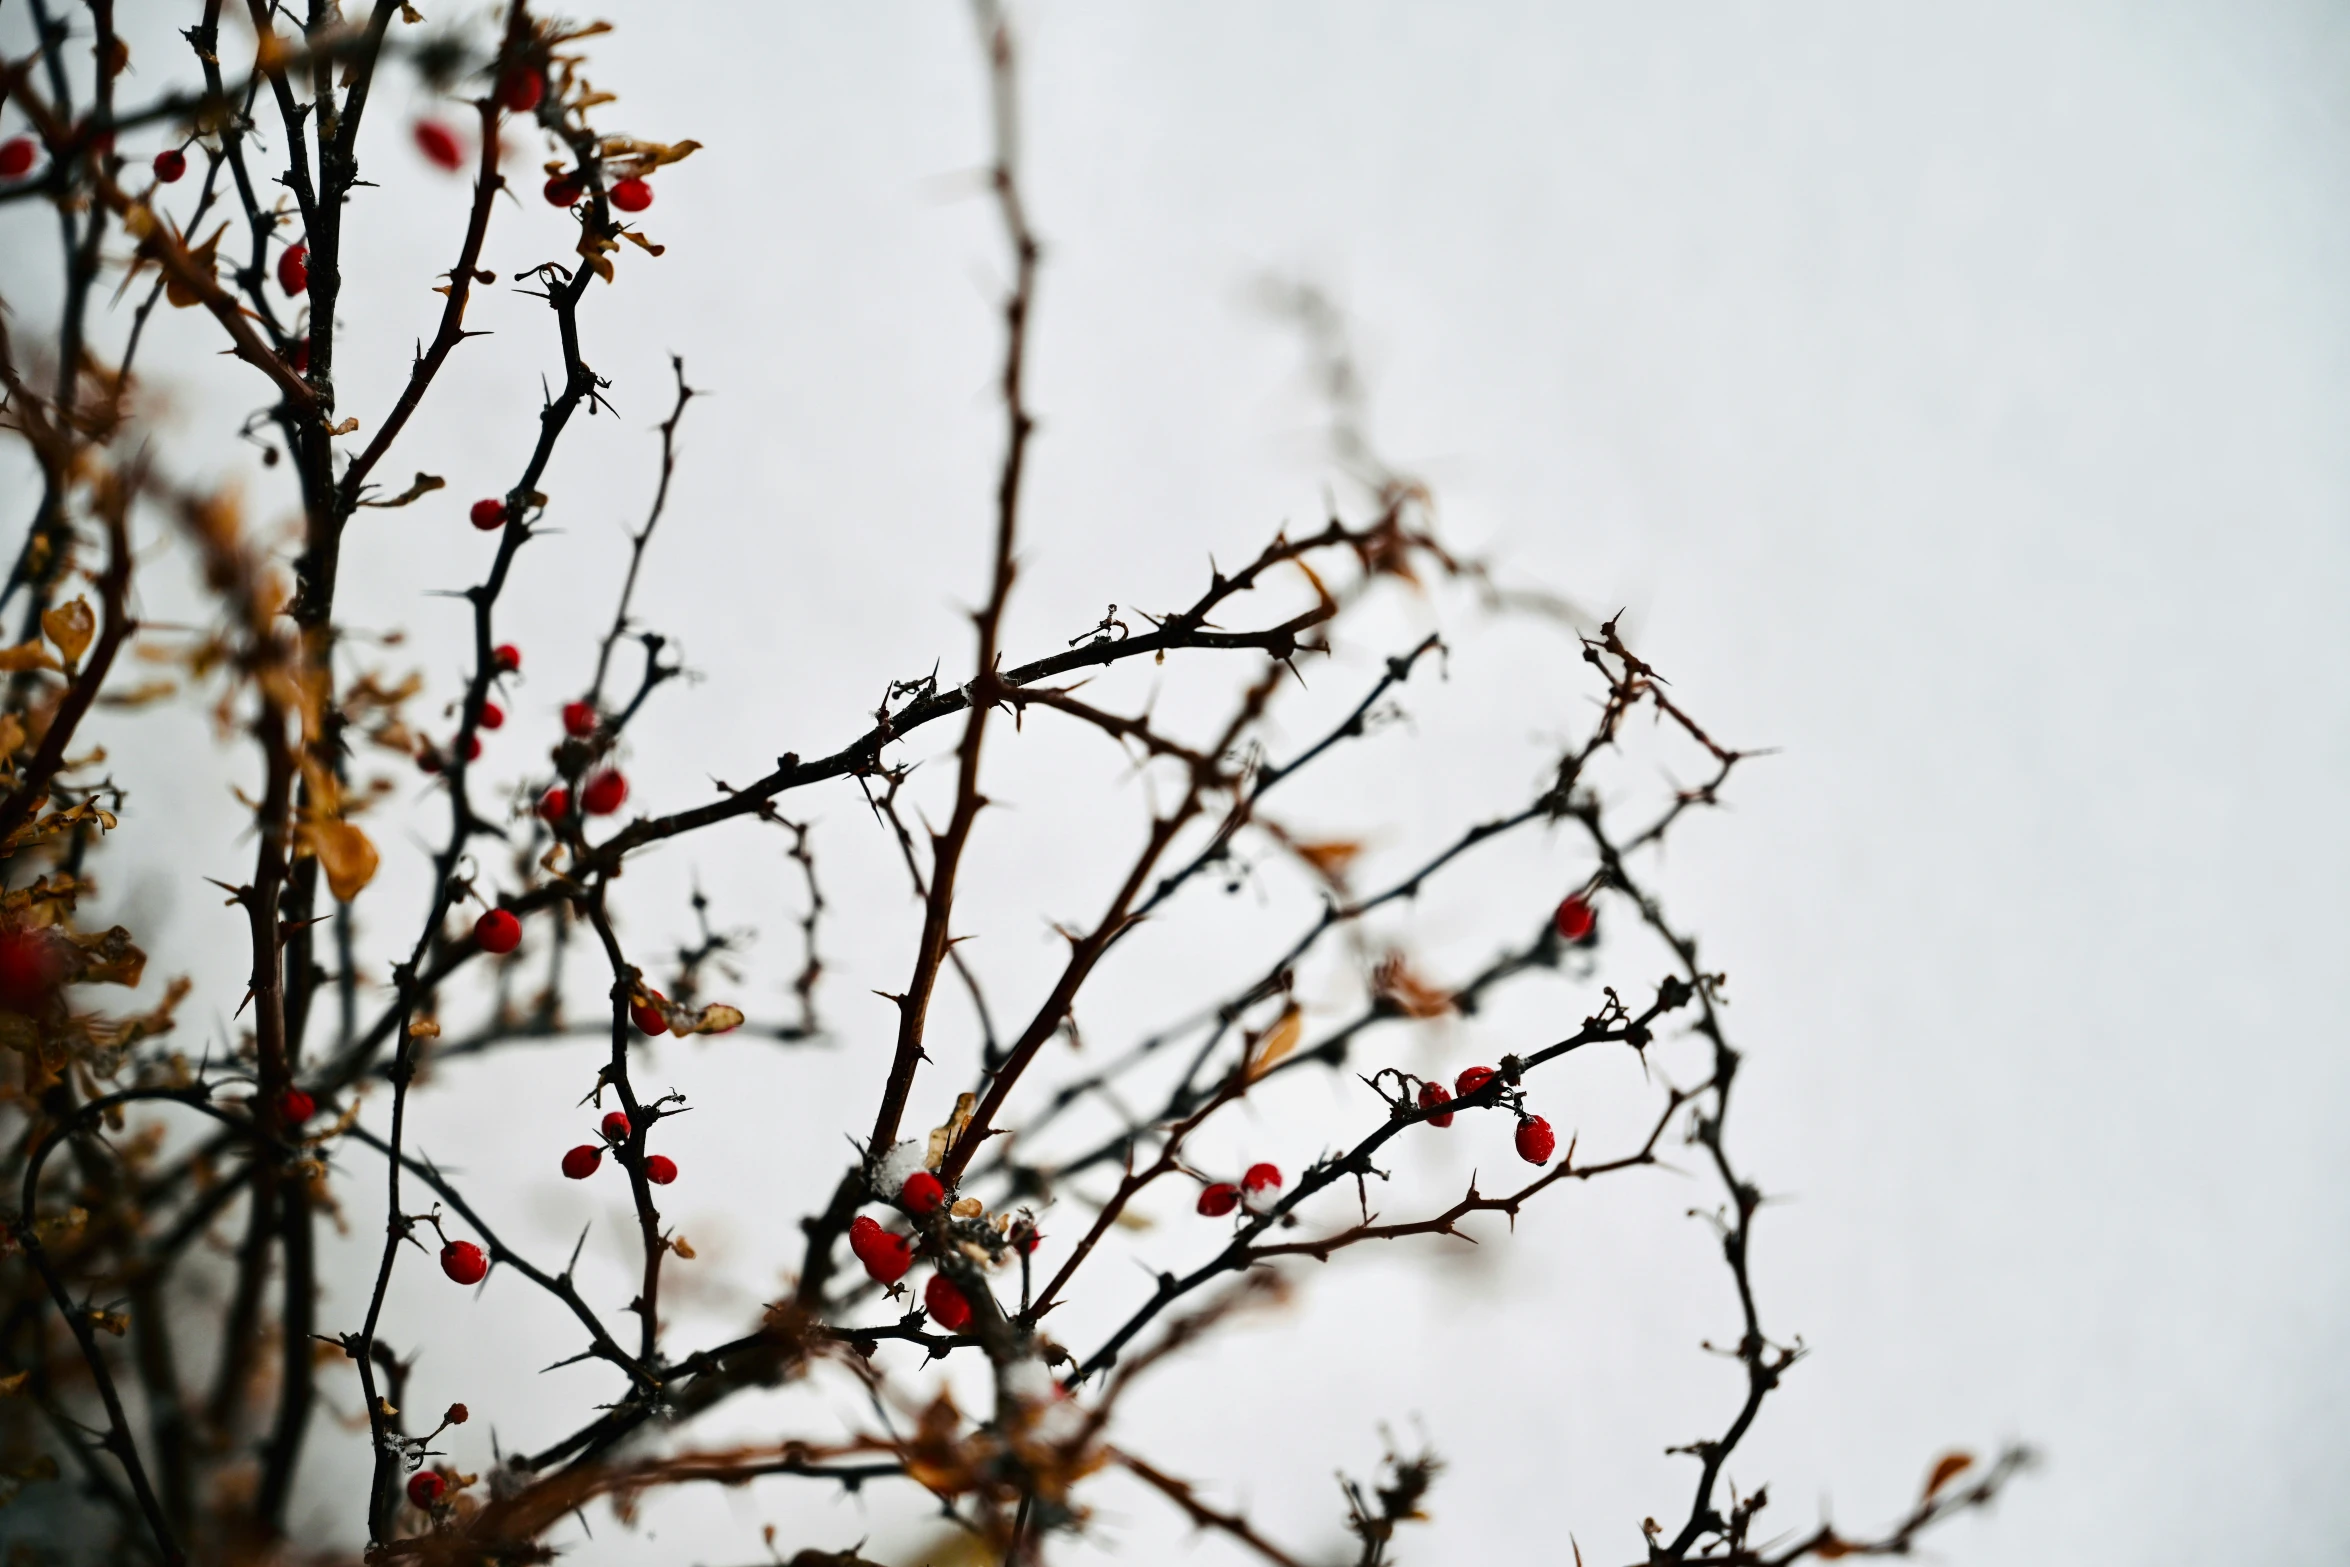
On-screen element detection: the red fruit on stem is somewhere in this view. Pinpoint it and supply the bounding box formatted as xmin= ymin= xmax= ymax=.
xmin=0 ymin=138 xmax=37 ymax=178
xmin=630 ymin=993 xmax=668 ymax=1036
xmin=416 ymin=748 xmax=442 ymax=774
xmin=1515 ymin=1115 xmax=1557 ymax=1166
xmin=543 ymin=173 xmax=584 ymax=207
xmin=848 ymin=1215 xmax=914 ymax=1284
xmin=1241 ymin=1162 xmax=1282 ymax=1194
xmin=1016 ymin=1228 xmax=1040 ymax=1256
xmin=407 ymin=1470 xmax=445 ymax=1509
xmin=536 ymin=786 xmax=569 ymax=821
xmin=458 ymin=733 xmax=481 ymax=762
xmin=923 ymin=1273 xmax=972 ymax=1332
xmin=286 ymin=339 xmax=309 ymax=376
xmin=474 ymin=907 xmax=522 ymax=954
xmin=645 ymin=1154 xmax=677 ymax=1185
xmin=278 ymin=1088 xmax=316 ymax=1125
xmin=901 ymin=1170 xmax=945 ymax=1215
xmin=445 ymin=1402 xmax=470 ymax=1425
xmin=560 ymin=1144 xmax=601 ymax=1180
xmin=1554 ymin=893 xmax=1597 ymax=944
xmin=600 ymin=1110 xmax=631 ymax=1143
xmin=610 ymin=176 xmax=652 ymax=212
xmin=469 ymin=496 xmax=506 ymax=530
xmin=413 ymin=119 xmax=462 ymax=170
xmin=560 ymin=701 xmax=597 ymax=738
xmin=499 ymin=68 xmax=544 ymax=113
xmin=480 ymin=701 xmax=505 ymax=730
xmin=276 ymin=241 xmax=307 ymax=295
xmin=582 ymin=769 xmax=628 ymax=815
xmin=439 ymin=1241 xmax=488 ymax=1285
xmin=1455 ymin=1065 xmax=1498 ymax=1099
xmin=1418 ymin=1080 xmax=1454 ymax=1128
xmin=0 ymin=929 xmax=69 ymax=1013
xmin=1196 ymin=1183 xmax=1240 ymax=1217
xmin=153 ymin=147 xmax=187 ymax=182
xmin=493 ymin=642 xmax=522 ymax=672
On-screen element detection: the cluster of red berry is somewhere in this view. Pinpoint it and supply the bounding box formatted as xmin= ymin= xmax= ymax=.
xmin=560 ymin=1109 xmax=678 ymax=1186
xmin=840 ymin=1165 xmax=1028 ymax=1337
xmin=1195 ymin=1161 xmax=1283 ymax=1217
xmin=0 ymin=137 xmax=38 ymax=179
xmin=410 ymin=641 xmax=633 ymax=836
xmin=1416 ymin=1064 xmax=1555 ymax=1164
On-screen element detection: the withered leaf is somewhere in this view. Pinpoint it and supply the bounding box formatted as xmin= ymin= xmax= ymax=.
xmin=71 ymin=926 xmax=147 ymax=989
xmin=1246 ymin=1004 xmax=1303 ymax=1082
xmin=1923 ymin=1451 xmax=1974 ymax=1500
xmin=303 ymin=818 xmax=380 ymax=902
xmin=681 ymin=1003 xmax=744 ymax=1036
xmin=41 ymin=597 xmax=95 ymax=669
xmin=0 ymin=641 xmax=60 ymax=674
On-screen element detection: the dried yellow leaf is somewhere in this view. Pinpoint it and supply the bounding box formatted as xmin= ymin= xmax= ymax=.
xmin=0 ymin=641 xmax=59 ymax=674
xmin=305 ymin=818 xmax=379 ymax=902
xmin=1247 ymin=1004 xmax=1303 ymax=1082
xmin=682 ymin=1002 xmax=743 ymax=1036
xmin=41 ymin=598 xmax=95 ymax=668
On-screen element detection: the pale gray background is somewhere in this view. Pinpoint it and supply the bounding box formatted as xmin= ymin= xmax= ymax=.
xmin=4 ymin=2 xmax=2347 ymax=1563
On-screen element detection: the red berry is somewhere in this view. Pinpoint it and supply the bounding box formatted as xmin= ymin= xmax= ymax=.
xmin=630 ymin=993 xmax=669 ymax=1036
xmin=286 ymin=338 xmax=309 ymax=376
xmin=582 ymin=769 xmax=628 ymax=815
xmin=474 ymin=907 xmax=522 ymax=954
xmin=923 ymin=1273 xmax=972 ymax=1332
xmin=1196 ymin=1183 xmax=1240 ymax=1217
xmin=407 ymin=1470 xmax=445 ymax=1509
xmin=499 ymin=68 xmax=544 ymax=113
xmin=601 ymin=1110 xmax=631 ymax=1143
xmin=901 ymin=1170 xmax=945 ymax=1215
xmin=480 ymin=701 xmax=505 ymax=730
xmin=278 ymin=1088 xmax=316 ymax=1125
xmin=610 ymin=176 xmax=652 ymax=212
xmin=536 ymin=786 xmax=569 ymax=821
xmin=560 ymin=701 xmax=597 ymax=738
xmin=1016 ymin=1227 xmax=1041 ymax=1256
xmin=0 ymin=929 xmax=69 ymax=1013
xmin=1455 ymin=1065 xmax=1498 ymax=1100
xmin=445 ymin=1402 xmax=469 ymax=1425
xmin=416 ymin=747 xmax=442 ymax=774
xmin=848 ymin=1215 xmax=914 ymax=1284
xmin=153 ymin=148 xmax=187 ymax=183
xmin=0 ymin=138 xmax=37 ymax=178
xmin=276 ymin=241 xmax=307 ymax=296
xmin=458 ymin=732 xmax=482 ymax=762
xmin=544 ymin=173 xmax=584 ymax=207
xmin=439 ymin=1241 xmax=488 ymax=1285
xmin=1241 ymin=1162 xmax=1282 ymax=1194
xmin=1515 ymin=1115 xmax=1556 ymax=1166
xmin=645 ymin=1154 xmax=677 ymax=1185
xmin=1554 ymin=893 xmax=1597 ymax=944
xmin=469 ymin=496 xmax=506 ymax=531
xmin=413 ymin=119 xmax=463 ymax=171
xmin=493 ymin=643 xmax=522 ymax=673
xmin=561 ymin=1143 xmax=601 ymax=1180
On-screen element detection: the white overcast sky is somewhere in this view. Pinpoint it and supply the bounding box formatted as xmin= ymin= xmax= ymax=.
xmin=7 ymin=3 xmax=2349 ymax=1564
